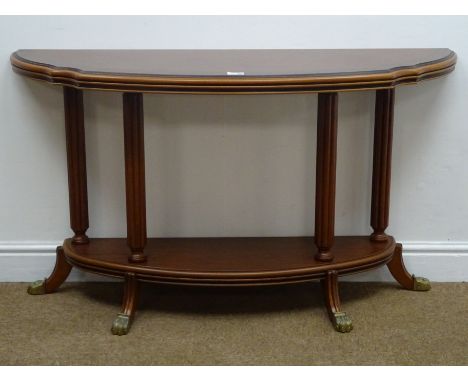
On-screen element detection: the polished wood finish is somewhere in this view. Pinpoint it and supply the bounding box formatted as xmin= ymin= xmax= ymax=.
xmin=111 ymin=273 xmax=139 ymax=335
xmin=120 ymin=273 xmax=139 ymax=316
xmin=315 ymin=93 xmax=338 ymax=261
xmin=11 ymin=49 xmax=456 ymax=94
xmin=27 ymin=246 xmax=73 ymax=295
xmin=64 ymin=87 xmax=89 ymax=244
xmin=123 ymin=93 xmax=147 ymax=263
xmin=15 ymin=49 xmax=453 ymax=334
xmin=387 ymin=243 xmax=414 ymax=289
xmin=371 ymin=89 xmax=395 ymax=242
xmin=387 ymin=242 xmax=431 ymax=292
xmin=62 ymin=236 xmax=395 ymax=286
xmin=321 ymin=271 xmax=352 ymax=332
xmin=43 ymin=247 xmax=73 ymax=292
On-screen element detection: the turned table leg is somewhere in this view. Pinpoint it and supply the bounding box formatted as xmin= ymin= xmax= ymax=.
xmin=28 ymin=87 xmax=92 ymax=294
xmin=111 ymin=93 xmax=146 ymax=334
xmin=315 ymin=93 xmax=350 ymax=332
xmin=123 ymin=93 xmax=147 ymax=263
xmin=370 ymin=89 xmax=430 ymax=291
xmin=315 ymin=92 xmax=338 ymax=261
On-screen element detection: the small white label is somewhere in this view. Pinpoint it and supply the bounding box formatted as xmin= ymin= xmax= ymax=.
xmin=227 ymin=71 xmax=245 ymax=76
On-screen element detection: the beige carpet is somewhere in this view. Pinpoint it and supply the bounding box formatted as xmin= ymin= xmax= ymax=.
xmin=0 ymin=282 xmax=466 ymax=365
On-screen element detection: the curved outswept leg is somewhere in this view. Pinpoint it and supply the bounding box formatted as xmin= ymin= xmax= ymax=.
xmin=320 ymin=270 xmax=353 ymax=333
xmin=387 ymin=243 xmax=431 ymax=291
xmin=111 ymin=273 xmax=140 ymax=335
xmin=27 ymin=246 xmax=73 ymax=295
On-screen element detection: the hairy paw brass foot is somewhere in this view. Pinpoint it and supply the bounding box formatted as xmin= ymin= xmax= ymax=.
xmin=111 ymin=314 xmax=132 ymax=336
xmin=332 ymin=312 xmax=353 ymax=333
xmin=413 ymin=276 xmax=431 ymax=291
xmin=27 ymin=279 xmax=46 ymax=295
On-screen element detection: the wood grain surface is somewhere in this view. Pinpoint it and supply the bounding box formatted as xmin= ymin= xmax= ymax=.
xmin=63 ymin=236 xmax=396 ymax=285
xmin=11 ymin=49 xmax=456 ymax=93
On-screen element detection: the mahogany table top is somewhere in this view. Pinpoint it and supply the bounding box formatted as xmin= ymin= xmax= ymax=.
xmin=11 ymin=48 xmax=456 ymax=93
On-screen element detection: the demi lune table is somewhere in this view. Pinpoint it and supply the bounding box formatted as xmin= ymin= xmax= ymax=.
xmin=11 ymin=49 xmax=457 ymax=335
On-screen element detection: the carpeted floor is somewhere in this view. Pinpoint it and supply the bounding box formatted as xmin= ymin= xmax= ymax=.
xmin=0 ymin=282 xmax=466 ymax=365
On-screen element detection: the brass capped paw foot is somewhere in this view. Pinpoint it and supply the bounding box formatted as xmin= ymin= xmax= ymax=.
xmin=332 ymin=312 xmax=353 ymax=333
xmin=27 ymin=279 xmax=46 ymax=295
xmin=413 ymin=276 xmax=431 ymax=291
xmin=111 ymin=314 xmax=132 ymax=336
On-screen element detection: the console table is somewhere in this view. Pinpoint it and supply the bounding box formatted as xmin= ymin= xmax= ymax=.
xmin=11 ymin=49 xmax=457 ymax=335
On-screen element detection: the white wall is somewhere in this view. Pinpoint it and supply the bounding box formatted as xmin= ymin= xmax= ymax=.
xmin=0 ymin=16 xmax=467 ymax=281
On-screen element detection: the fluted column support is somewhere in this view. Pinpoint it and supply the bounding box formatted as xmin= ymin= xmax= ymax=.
xmin=123 ymin=93 xmax=147 ymax=263
xmin=315 ymin=92 xmax=338 ymax=261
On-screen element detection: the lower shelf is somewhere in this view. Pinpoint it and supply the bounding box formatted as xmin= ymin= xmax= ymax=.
xmin=63 ymin=236 xmax=396 ymax=286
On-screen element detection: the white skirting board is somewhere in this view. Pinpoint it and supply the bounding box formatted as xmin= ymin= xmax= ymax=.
xmin=0 ymin=241 xmax=467 ymax=282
